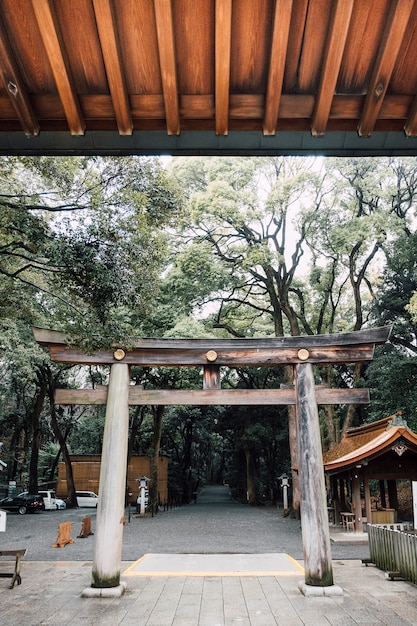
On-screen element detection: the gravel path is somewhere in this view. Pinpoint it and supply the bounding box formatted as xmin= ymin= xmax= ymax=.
xmin=0 ymin=485 xmax=370 ymax=562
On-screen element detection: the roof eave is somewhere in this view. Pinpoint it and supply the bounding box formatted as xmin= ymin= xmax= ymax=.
xmin=324 ymin=426 xmax=417 ymax=473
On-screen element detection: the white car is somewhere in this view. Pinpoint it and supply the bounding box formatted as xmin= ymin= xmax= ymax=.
xmin=76 ymin=491 xmax=99 ymax=508
xmin=38 ymin=490 xmax=57 ymax=510
xmin=55 ymin=498 xmax=67 ymax=509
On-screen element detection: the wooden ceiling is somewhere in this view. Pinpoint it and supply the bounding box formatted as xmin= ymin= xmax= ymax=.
xmin=2 ymin=0 xmax=417 ymax=156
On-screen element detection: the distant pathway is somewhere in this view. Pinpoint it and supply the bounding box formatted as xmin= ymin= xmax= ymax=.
xmin=121 ymin=485 xmax=368 ymax=562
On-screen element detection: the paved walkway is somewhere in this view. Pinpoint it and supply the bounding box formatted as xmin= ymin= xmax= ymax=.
xmin=1 ymin=485 xmax=417 ymax=625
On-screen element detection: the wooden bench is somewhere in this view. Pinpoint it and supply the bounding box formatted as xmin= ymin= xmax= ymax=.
xmin=340 ymin=511 xmax=355 ymax=532
xmin=0 ymin=549 xmax=27 ymax=589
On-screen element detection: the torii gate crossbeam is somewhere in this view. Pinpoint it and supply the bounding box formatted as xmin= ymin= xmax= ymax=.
xmin=33 ymin=326 xmax=391 ymax=597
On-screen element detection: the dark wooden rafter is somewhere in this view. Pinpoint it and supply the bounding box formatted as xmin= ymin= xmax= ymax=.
xmin=358 ymin=0 xmax=415 ymax=137
xmin=263 ymin=0 xmax=293 ymax=136
xmin=0 ymin=15 xmax=39 ymax=136
xmin=92 ymin=0 xmax=132 ymax=135
xmin=215 ymin=0 xmax=232 ymax=136
xmin=2 ymin=1 xmax=417 ymax=152
xmin=311 ymin=0 xmax=354 ymax=137
xmin=405 ymin=96 xmax=417 ymax=136
xmin=153 ymin=0 xmax=180 ymax=135
xmin=31 ymin=0 xmax=85 ymax=136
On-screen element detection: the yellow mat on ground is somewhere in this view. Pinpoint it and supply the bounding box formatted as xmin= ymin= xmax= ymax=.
xmin=123 ymin=553 xmax=304 ymax=577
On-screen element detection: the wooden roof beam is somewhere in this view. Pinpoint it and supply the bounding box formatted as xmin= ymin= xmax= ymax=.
xmin=263 ymin=0 xmax=293 ymax=136
xmin=215 ymin=0 xmax=232 ymax=135
xmin=45 ymin=343 xmax=378 ymax=366
xmin=405 ymin=96 xmax=417 ymax=136
xmin=311 ymin=0 xmax=354 ymax=137
xmin=31 ymin=0 xmax=85 ymax=136
xmin=0 ymin=16 xmax=39 ymax=136
xmin=33 ymin=326 xmax=391 ymax=351
xmin=358 ymin=0 xmax=415 ymax=137
xmin=55 ymin=387 xmax=370 ymax=406
xmin=153 ymin=0 xmax=180 ymax=135
xmin=92 ymin=0 xmax=133 ymax=136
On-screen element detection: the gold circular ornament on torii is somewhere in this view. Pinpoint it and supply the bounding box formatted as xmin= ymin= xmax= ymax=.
xmin=113 ymin=349 xmax=126 ymax=361
xmin=297 ymin=349 xmax=310 ymax=361
xmin=206 ymin=350 xmax=218 ymax=362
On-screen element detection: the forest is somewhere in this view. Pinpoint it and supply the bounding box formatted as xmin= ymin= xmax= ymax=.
xmin=1 ymin=155 xmax=417 ymax=511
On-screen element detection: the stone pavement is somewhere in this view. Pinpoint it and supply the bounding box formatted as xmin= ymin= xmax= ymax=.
xmin=1 ymin=557 xmax=417 ymax=625
xmin=1 ymin=485 xmax=417 ymax=625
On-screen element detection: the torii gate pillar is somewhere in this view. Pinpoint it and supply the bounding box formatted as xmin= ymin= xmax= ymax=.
xmin=295 ymin=363 xmax=341 ymax=596
xmin=82 ymin=362 xmax=130 ymax=598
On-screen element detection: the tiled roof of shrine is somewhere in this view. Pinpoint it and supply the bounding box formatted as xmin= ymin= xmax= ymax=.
xmin=323 ymin=413 xmax=417 ymax=472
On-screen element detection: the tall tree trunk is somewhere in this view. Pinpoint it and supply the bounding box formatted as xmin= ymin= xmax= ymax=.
xmin=242 ymin=421 xmax=257 ymax=505
xmin=323 ymin=405 xmax=337 ymax=449
xmin=181 ymin=418 xmax=193 ymax=503
xmin=46 ymin=369 xmax=78 ymax=508
xmin=288 ymin=404 xmax=300 ymax=518
xmin=127 ymin=405 xmax=146 ymax=462
xmin=48 ymin=447 xmax=62 ymax=483
xmin=48 ymin=422 xmax=72 ymax=482
xmin=28 ymin=379 xmax=47 ymax=493
xmin=319 ymin=365 xmax=337 ymax=447
xmin=9 ymin=424 xmax=23 ymax=484
xmin=342 ymin=362 xmax=365 ymax=433
xmin=149 ymin=405 xmax=164 ymax=514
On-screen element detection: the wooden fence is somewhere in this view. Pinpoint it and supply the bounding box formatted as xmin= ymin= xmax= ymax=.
xmin=368 ymin=523 xmax=417 ymax=584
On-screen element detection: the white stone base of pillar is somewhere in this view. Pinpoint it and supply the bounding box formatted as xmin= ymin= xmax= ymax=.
xmin=82 ymin=581 xmax=127 ymax=598
xmin=298 ymin=581 xmax=343 ymax=597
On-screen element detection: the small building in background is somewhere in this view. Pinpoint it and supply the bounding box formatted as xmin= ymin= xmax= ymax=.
xmin=56 ymin=454 xmax=168 ymax=504
xmin=324 ymin=414 xmax=417 ymax=532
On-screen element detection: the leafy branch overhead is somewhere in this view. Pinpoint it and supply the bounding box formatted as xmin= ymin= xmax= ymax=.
xmin=0 ymin=156 xmax=183 ymax=349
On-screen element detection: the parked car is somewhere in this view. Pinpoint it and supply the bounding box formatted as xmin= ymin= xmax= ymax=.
xmin=18 ymin=490 xmax=58 ymax=511
xmin=55 ymin=498 xmax=67 ymax=510
xmin=76 ymin=491 xmax=99 ymax=507
xmin=0 ymin=493 xmax=45 ymax=515
xmin=38 ymin=490 xmax=58 ymax=510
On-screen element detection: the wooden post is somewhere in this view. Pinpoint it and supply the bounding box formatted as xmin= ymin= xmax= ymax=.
xmin=379 ymin=479 xmax=386 ymax=507
xmin=332 ymin=477 xmax=341 ymax=525
xmin=203 ymin=365 xmax=221 ymax=389
xmin=352 ymin=473 xmax=363 ymax=532
xmin=363 ymin=468 xmax=371 ymax=526
xmin=295 ymin=362 xmax=333 ymax=588
xmin=90 ymin=363 xmax=130 ymax=591
xmin=387 ymin=479 xmax=398 ymax=511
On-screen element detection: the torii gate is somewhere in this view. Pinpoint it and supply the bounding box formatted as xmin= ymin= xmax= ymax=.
xmin=33 ymin=326 xmax=390 ymax=597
